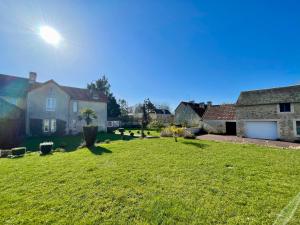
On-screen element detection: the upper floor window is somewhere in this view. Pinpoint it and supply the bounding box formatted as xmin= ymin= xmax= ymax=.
xmin=46 ymin=98 xmax=56 ymax=111
xmin=279 ymin=103 xmax=291 ymax=113
xmin=73 ymin=101 xmax=78 ymax=113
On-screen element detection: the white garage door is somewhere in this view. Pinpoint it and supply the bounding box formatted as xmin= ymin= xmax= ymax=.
xmin=245 ymin=121 xmax=278 ymax=140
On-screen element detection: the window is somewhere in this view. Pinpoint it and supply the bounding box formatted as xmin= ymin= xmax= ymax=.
xmin=296 ymin=121 xmax=300 ymax=136
xmin=43 ymin=119 xmax=56 ymax=133
xmin=73 ymin=101 xmax=78 ymax=113
xmin=43 ymin=119 xmax=50 ymax=132
xmin=72 ymin=119 xmax=77 ymax=129
xmin=51 ymin=119 xmax=56 ymax=133
xmin=46 ymin=98 xmax=56 ymax=111
xmin=107 ymin=121 xmax=113 ymax=127
xmin=279 ymin=103 xmax=291 ymax=113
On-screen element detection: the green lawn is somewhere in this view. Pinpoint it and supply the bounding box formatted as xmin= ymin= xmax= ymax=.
xmin=1 ymin=137 xmax=300 ymax=224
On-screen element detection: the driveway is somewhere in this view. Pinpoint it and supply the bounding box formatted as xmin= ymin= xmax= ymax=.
xmin=197 ymin=134 xmax=300 ymax=149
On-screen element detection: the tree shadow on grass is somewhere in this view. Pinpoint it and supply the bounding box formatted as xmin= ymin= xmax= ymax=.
xmin=88 ymin=146 xmax=112 ymax=155
xmin=181 ymin=141 xmax=208 ymax=149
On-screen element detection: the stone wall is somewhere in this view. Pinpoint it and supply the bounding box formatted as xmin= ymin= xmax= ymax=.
xmin=175 ymin=104 xmax=201 ymax=127
xmin=237 ymin=103 xmax=300 ymax=141
xmin=201 ymin=120 xmax=226 ymax=134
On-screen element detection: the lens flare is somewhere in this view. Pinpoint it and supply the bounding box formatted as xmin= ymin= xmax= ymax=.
xmin=39 ymin=25 xmax=62 ymax=46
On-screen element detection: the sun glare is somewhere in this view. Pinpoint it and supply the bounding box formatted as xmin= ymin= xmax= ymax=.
xmin=39 ymin=26 xmax=62 ymax=46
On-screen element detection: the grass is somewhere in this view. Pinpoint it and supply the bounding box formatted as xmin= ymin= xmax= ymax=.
xmin=1 ymin=136 xmax=300 ymax=224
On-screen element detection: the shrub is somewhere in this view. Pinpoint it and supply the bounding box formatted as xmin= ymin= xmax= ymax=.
xmin=39 ymin=142 xmax=53 ymax=155
xmin=11 ymin=147 xmax=26 ymax=156
xmin=0 ymin=150 xmax=12 ymax=158
xmin=128 ymin=130 xmax=131 ymax=133
xmin=118 ymin=128 xmax=125 ymax=135
xmin=105 ymin=139 xmax=110 ymax=144
xmin=147 ymin=131 xmax=151 ymax=135
xmin=147 ymin=120 xmax=165 ymax=131
xmin=59 ymin=142 xmax=67 ymax=148
xmin=160 ymin=126 xmax=184 ymax=137
xmin=83 ymin=126 xmax=98 ymax=147
xmin=137 ymin=130 xmax=140 ymax=134
xmin=130 ymin=132 xmax=134 ymax=137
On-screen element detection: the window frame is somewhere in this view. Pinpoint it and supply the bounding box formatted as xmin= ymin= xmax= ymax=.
xmin=72 ymin=101 xmax=78 ymax=113
xmin=46 ymin=98 xmax=56 ymax=112
xmin=293 ymin=120 xmax=300 ymax=137
xmin=43 ymin=119 xmax=50 ymax=133
xmin=278 ymin=103 xmax=293 ymax=114
xmin=50 ymin=119 xmax=56 ymax=133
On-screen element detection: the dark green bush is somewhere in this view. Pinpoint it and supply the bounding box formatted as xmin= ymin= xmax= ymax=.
xmin=39 ymin=142 xmax=53 ymax=155
xmin=83 ymin=126 xmax=98 ymax=147
xmin=137 ymin=130 xmax=140 ymax=134
xmin=147 ymin=131 xmax=151 ymax=135
xmin=130 ymin=132 xmax=134 ymax=137
xmin=59 ymin=142 xmax=67 ymax=148
xmin=105 ymin=139 xmax=110 ymax=144
xmin=0 ymin=150 xmax=11 ymax=158
xmin=11 ymin=147 xmax=26 ymax=156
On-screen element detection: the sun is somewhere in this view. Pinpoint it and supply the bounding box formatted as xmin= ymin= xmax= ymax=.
xmin=39 ymin=26 xmax=62 ymax=46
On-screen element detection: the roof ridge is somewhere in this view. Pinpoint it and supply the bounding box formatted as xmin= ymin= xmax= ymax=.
xmin=241 ymin=84 xmax=300 ymax=94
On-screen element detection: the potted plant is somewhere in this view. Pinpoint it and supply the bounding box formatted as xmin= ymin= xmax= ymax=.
xmin=78 ymin=108 xmax=98 ymax=147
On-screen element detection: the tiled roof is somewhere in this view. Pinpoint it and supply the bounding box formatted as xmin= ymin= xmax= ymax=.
xmin=61 ymin=85 xmax=107 ymax=102
xmin=181 ymin=101 xmax=207 ymax=118
xmin=0 ymin=74 xmax=107 ymax=102
xmin=203 ymin=104 xmax=236 ymax=120
xmin=0 ymin=74 xmax=29 ymax=97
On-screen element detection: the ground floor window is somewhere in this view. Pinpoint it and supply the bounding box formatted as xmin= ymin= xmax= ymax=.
xmin=296 ymin=121 xmax=300 ymax=136
xmin=43 ymin=119 xmax=56 ymax=133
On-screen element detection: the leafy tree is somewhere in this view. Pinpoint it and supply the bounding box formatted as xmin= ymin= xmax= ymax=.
xmin=118 ymin=99 xmax=129 ymax=117
xmin=107 ymin=93 xmax=121 ymax=117
xmin=78 ymin=108 xmax=97 ymax=126
xmin=87 ymin=75 xmax=110 ymax=96
xmin=87 ymin=75 xmax=121 ymax=117
xmin=140 ymin=98 xmax=156 ymax=137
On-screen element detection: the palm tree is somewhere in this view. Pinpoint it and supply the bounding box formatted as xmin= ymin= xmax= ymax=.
xmin=78 ymin=108 xmax=97 ymax=125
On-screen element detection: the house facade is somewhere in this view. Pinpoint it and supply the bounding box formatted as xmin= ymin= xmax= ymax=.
xmin=174 ymin=101 xmax=208 ymax=127
xmin=149 ymin=109 xmax=174 ymax=125
xmin=0 ymin=72 xmax=107 ymax=137
xmin=236 ymin=85 xmax=300 ymax=141
xmin=202 ymin=104 xmax=236 ymax=135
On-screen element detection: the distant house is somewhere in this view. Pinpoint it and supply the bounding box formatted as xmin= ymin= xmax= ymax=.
xmin=237 ymin=85 xmax=300 ymax=141
xmin=149 ymin=109 xmax=174 ymax=125
xmin=174 ymin=101 xmax=209 ymax=127
xmin=202 ymin=104 xmax=236 ymax=135
xmin=0 ymin=72 xmax=108 ymax=138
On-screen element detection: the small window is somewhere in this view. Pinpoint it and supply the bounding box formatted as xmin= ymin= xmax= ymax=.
xmin=296 ymin=121 xmax=300 ymax=136
xmin=72 ymin=119 xmax=76 ymax=129
xmin=73 ymin=101 xmax=78 ymax=113
xmin=46 ymin=98 xmax=56 ymax=111
xmin=279 ymin=103 xmax=291 ymax=112
xmin=43 ymin=119 xmax=50 ymax=132
xmin=107 ymin=121 xmax=113 ymax=127
xmin=51 ymin=119 xmax=56 ymax=133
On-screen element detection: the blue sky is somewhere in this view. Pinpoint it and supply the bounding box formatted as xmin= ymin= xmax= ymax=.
xmin=0 ymin=0 xmax=300 ymax=110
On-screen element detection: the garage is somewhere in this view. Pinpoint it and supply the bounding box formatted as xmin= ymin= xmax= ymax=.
xmin=244 ymin=121 xmax=278 ymax=140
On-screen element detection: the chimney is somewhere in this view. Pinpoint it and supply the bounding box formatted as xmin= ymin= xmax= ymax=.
xmin=29 ymin=72 xmax=37 ymax=84
xmin=207 ymin=101 xmax=212 ymax=107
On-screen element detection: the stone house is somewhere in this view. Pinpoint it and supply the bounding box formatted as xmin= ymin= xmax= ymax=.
xmin=174 ymin=101 xmax=209 ymax=127
xmin=149 ymin=109 xmax=174 ymax=125
xmin=0 ymin=72 xmax=107 ymax=137
xmin=236 ymin=85 xmax=300 ymax=141
xmin=202 ymin=104 xmax=236 ymax=135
